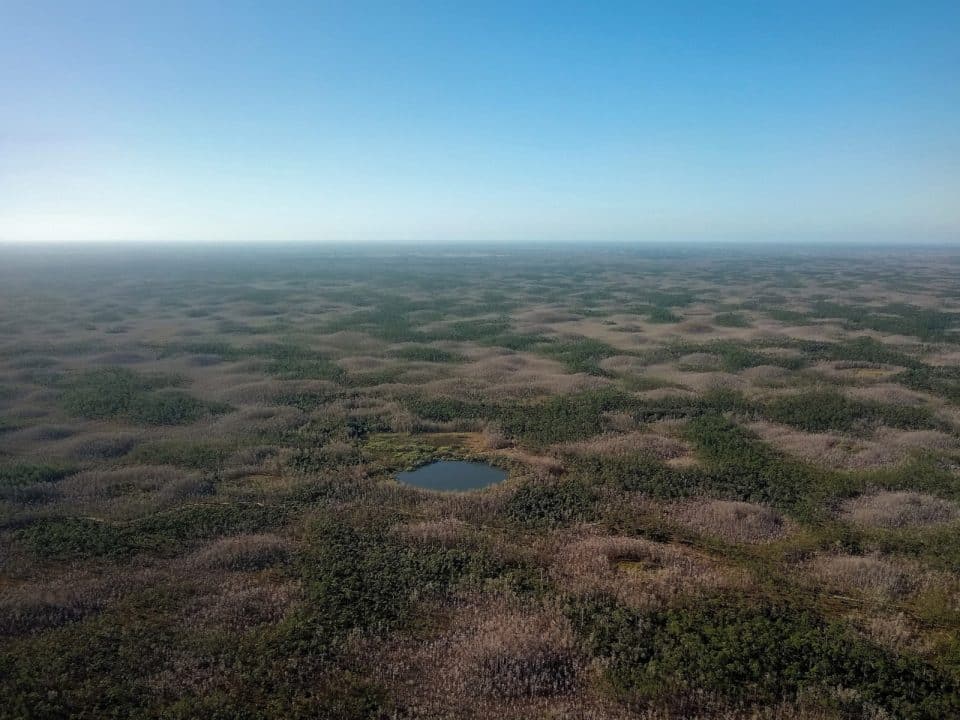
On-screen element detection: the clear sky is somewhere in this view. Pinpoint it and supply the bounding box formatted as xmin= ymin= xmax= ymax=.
xmin=2 ymin=1 xmax=958 ymax=244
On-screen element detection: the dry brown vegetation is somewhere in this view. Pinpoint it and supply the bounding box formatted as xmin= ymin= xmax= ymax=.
xmin=807 ymin=553 xmax=920 ymax=601
xmin=374 ymin=596 xmax=606 ymax=720
xmin=560 ymin=429 xmax=690 ymax=460
xmin=664 ymin=499 xmax=791 ymax=544
xmin=550 ymin=532 xmax=748 ymax=609
xmin=748 ymin=421 xmax=959 ymax=470
xmin=840 ymin=491 xmax=960 ymax=529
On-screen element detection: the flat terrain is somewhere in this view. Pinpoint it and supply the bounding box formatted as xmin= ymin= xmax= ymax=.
xmin=2 ymin=245 xmax=960 ymax=718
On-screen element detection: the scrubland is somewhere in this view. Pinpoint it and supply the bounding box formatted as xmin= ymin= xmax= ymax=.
xmin=2 ymin=245 xmax=960 ymax=718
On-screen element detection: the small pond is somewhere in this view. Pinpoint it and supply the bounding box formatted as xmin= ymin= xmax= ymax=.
xmin=396 ymin=460 xmax=507 ymax=492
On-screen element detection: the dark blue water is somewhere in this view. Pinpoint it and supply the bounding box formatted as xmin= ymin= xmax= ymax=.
xmin=397 ymin=460 xmax=507 ymax=491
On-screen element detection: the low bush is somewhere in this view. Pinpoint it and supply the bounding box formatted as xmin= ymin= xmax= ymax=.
xmin=633 ymin=387 xmax=755 ymax=423
xmin=403 ymin=395 xmax=492 ymax=423
xmin=646 ymin=307 xmax=681 ymax=323
xmin=436 ymin=318 xmax=511 ymax=342
xmin=713 ymin=312 xmax=751 ymax=327
xmin=682 ymin=415 xmax=819 ymax=515
xmin=389 ymin=345 xmax=463 ymax=363
xmin=789 ymin=337 xmax=920 ymax=368
xmin=498 ymin=389 xmax=633 ymax=447
xmin=540 ymin=338 xmax=620 ymax=375
xmin=16 ymin=503 xmax=289 ymax=560
xmin=281 ymin=518 xmax=512 ymax=659
xmin=127 ymin=390 xmax=208 ymax=425
xmin=481 ymin=333 xmax=551 ymax=351
xmin=662 ymin=340 xmax=806 ymax=372
xmin=126 ymin=440 xmax=228 ymax=470
xmin=809 ymin=301 xmax=960 ymax=342
xmin=766 ymin=390 xmax=943 ymax=433
xmin=0 ymin=462 xmax=74 ymax=488
xmin=61 ymin=367 xmax=181 ymax=417
xmin=266 ymin=348 xmax=346 ymax=382
xmin=897 ymin=365 xmax=960 ymax=403
xmin=61 ymin=367 xmax=221 ymax=425
xmin=506 ymin=477 xmax=596 ymax=527
xmin=68 ymin=433 xmax=140 ymax=460
xmin=286 ymin=442 xmax=365 ymax=474
xmin=568 ymin=595 xmax=958 ymax=717
xmin=0 ymin=462 xmax=75 ymax=503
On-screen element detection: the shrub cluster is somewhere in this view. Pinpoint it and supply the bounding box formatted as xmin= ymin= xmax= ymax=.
xmin=388 ymin=345 xmax=464 ymax=363
xmin=712 ymin=311 xmax=751 ymax=327
xmin=498 ymin=389 xmax=633 ymax=447
xmin=0 ymin=462 xmax=75 ymax=503
xmin=61 ymin=367 xmax=221 ymax=425
xmin=567 ymin=416 xmax=818 ymax=516
xmin=540 ymin=338 xmax=620 ymax=375
xmin=16 ymin=503 xmax=289 ymax=560
xmin=766 ymin=390 xmax=943 ymax=433
xmin=506 ymin=478 xmax=597 ymax=527
xmin=283 ymin=518 xmax=513 ymax=659
xmin=126 ymin=441 xmax=228 ymax=471
xmin=810 ymin=301 xmax=960 ymax=342
xmin=567 ymin=595 xmax=958 ymax=717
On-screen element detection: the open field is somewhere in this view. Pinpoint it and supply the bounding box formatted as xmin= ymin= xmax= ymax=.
xmin=2 ymin=244 xmax=960 ymax=718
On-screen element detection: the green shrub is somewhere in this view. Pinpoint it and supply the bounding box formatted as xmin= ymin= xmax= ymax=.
xmin=809 ymin=301 xmax=960 ymax=342
xmin=662 ymin=340 xmax=806 ymax=372
xmin=506 ymin=478 xmax=596 ymax=527
xmin=482 ymin=333 xmax=551 ymax=351
xmin=0 ymin=462 xmax=74 ymax=488
xmin=159 ymin=671 xmax=391 ymax=720
xmin=764 ymin=307 xmax=811 ymax=324
xmin=436 ymin=318 xmax=511 ymax=341
xmin=897 ymin=365 xmax=960 ymax=403
xmin=633 ymin=387 xmax=755 ymax=423
xmin=498 ymin=389 xmax=633 ymax=447
xmin=266 ymin=347 xmax=346 ymax=382
xmin=0 ymin=596 xmax=180 ymax=718
xmin=286 ymin=444 xmax=365 ymax=474
xmin=768 ymin=336 xmax=919 ymax=369
xmin=61 ymin=367 xmax=217 ymax=425
xmin=540 ymin=338 xmax=620 ymax=375
xmin=389 ymin=345 xmax=463 ymax=362
xmin=766 ymin=390 xmax=942 ymax=433
xmin=0 ymin=463 xmax=73 ymax=503
xmin=283 ymin=518 xmax=509 ymax=659
xmin=684 ymin=415 xmax=818 ymax=514
xmin=713 ymin=312 xmax=751 ymax=327
xmin=0 ymin=417 xmax=20 ymax=434
xmin=61 ymin=367 xmax=165 ymax=419
xmin=568 ymin=595 xmax=958 ymax=717
xmin=275 ymin=389 xmax=340 ymax=411
xmin=567 ymin=418 xmax=817 ymax=514
xmin=126 ymin=441 xmax=227 ymax=470
xmin=403 ymin=395 xmax=492 ymax=423
xmin=127 ymin=390 xmax=207 ymax=425
xmin=646 ymin=307 xmax=680 ymax=323
xmin=567 ymin=452 xmax=701 ymax=499
xmin=16 ymin=503 xmax=289 ymax=560
xmin=636 ymin=289 xmax=697 ymax=307
xmin=15 ymin=517 xmax=131 ymax=560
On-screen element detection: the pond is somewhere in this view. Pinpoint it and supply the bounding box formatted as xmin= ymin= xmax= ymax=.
xmin=396 ymin=460 xmax=507 ymax=492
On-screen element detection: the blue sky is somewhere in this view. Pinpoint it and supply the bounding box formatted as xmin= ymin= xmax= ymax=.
xmin=1 ymin=1 xmax=958 ymax=243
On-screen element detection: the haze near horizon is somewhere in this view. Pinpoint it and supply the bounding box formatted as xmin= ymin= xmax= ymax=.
xmin=1 ymin=1 xmax=958 ymax=244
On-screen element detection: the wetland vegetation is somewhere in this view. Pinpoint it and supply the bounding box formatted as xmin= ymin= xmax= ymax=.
xmin=2 ymin=244 xmax=960 ymax=718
